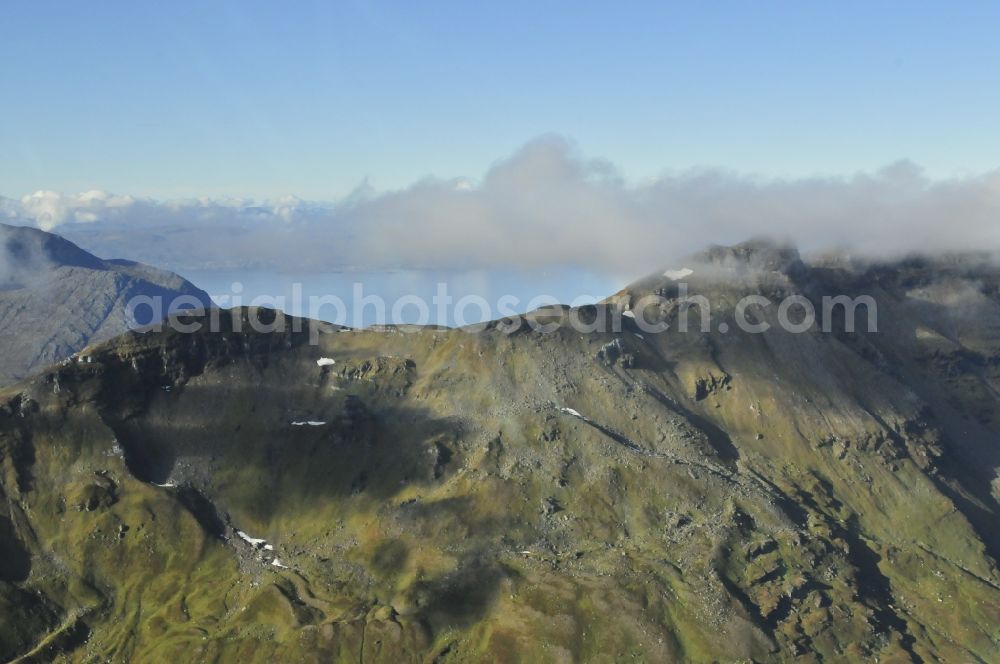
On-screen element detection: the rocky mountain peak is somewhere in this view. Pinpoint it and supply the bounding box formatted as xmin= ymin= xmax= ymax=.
xmin=694 ymin=237 xmax=804 ymax=275
xmin=0 ymin=223 xmax=213 ymax=385
xmin=0 ymin=245 xmax=999 ymax=662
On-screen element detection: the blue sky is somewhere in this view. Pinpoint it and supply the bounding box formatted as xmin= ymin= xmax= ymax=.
xmin=3 ymin=1 xmax=999 ymax=199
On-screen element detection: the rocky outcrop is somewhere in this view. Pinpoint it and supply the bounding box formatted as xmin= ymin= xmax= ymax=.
xmin=0 ymin=243 xmax=999 ymax=662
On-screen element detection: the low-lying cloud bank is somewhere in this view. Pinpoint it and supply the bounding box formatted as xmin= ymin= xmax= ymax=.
xmin=2 ymin=136 xmax=999 ymax=276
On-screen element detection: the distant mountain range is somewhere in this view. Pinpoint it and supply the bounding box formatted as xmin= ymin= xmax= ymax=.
xmin=0 ymin=223 xmax=212 ymax=385
xmin=0 ymin=240 xmax=997 ymax=661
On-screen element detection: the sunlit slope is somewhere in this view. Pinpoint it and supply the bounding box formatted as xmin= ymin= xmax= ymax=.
xmin=1 ymin=244 xmax=999 ymax=662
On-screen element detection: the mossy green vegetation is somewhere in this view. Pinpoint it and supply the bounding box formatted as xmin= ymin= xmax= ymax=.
xmin=1 ymin=249 xmax=1000 ymax=661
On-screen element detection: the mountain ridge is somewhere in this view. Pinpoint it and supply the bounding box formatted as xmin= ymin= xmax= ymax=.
xmin=0 ymin=242 xmax=998 ymax=662
xmin=0 ymin=223 xmax=213 ymax=386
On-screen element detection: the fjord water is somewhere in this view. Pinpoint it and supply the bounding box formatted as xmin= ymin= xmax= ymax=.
xmin=186 ymin=267 xmax=626 ymax=327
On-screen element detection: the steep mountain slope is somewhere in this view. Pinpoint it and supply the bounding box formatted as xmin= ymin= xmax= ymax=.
xmin=1 ymin=242 xmax=999 ymax=662
xmin=0 ymin=224 xmax=213 ymax=385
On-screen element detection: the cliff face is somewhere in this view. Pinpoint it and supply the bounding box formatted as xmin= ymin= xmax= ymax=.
xmin=0 ymin=223 xmax=213 ymax=386
xmin=1 ymin=246 xmax=999 ymax=662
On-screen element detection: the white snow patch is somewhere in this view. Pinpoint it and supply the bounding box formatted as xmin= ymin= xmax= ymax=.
xmin=236 ymin=531 xmax=267 ymax=547
xmin=264 ymin=544 xmax=274 ymax=551
xmin=663 ymin=268 xmax=694 ymax=280
xmin=291 ymin=421 xmax=327 ymax=427
xmin=152 ymin=482 xmax=176 ymax=488
xmin=271 ymin=558 xmax=289 ymax=569
xmin=622 ymin=310 xmax=635 ymax=319
xmin=560 ymin=407 xmax=584 ymax=419
xmin=634 ymin=333 xmax=644 ymax=340
xmin=316 ymin=357 xmax=336 ymax=367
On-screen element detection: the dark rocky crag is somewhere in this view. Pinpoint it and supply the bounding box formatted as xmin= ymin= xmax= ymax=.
xmin=0 ymin=241 xmax=999 ymax=662
xmin=0 ymin=223 xmax=213 ymax=386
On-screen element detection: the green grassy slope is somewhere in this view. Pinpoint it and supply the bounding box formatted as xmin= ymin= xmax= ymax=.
xmin=1 ymin=247 xmax=999 ymax=662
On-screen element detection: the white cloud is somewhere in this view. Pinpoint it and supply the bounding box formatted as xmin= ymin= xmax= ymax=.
xmin=16 ymin=190 xmax=137 ymax=230
xmin=3 ymin=136 xmax=1000 ymax=275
